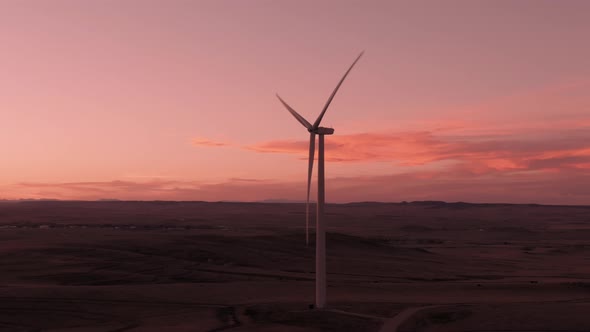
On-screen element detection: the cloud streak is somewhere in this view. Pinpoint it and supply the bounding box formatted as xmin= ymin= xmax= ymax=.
xmin=245 ymin=125 xmax=590 ymax=174
xmin=192 ymin=138 xmax=230 ymax=147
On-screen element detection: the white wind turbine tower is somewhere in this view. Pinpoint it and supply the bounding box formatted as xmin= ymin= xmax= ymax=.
xmin=276 ymin=52 xmax=364 ymax=309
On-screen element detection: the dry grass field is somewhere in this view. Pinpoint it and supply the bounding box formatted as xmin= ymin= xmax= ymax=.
xmin=1 ymin=200 xmax=590 ymax=331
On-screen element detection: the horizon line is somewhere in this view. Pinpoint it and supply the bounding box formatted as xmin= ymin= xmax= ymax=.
xmin=2 ymin=198 xmax=590 ymax=208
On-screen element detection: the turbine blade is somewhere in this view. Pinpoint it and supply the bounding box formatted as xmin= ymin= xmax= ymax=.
xmin=306 ymin=132 xmax=316 ymax=246
xmin=276 ymin=94 xmax=312 ymax=130
xmin=312 ymin=51 xmax=364 ymax=129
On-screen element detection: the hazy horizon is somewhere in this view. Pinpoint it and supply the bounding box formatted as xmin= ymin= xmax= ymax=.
xmin=3 ymin=198 xmax=589 ymax=208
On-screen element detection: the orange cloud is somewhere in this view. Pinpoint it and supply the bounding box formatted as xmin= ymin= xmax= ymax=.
xmin=246 ymin=131 xmax=455 ymax=163
xmin=246 ymin=126 xmax=590 ymax=174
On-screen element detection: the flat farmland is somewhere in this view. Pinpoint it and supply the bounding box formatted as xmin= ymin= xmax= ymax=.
xmin=1 ymin=201 xmax=590 ymax=331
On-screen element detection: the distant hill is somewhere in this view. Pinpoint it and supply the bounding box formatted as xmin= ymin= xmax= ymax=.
xmin=258 ymin=199 xmax=308 ymax=204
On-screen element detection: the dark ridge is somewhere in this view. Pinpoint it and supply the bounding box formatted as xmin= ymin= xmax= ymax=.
xmin=2 ymin=199 xmax=590 ymax=209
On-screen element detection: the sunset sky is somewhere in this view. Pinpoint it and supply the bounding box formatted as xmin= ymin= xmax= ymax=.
xmin=2 ymin=0 xmax=590 ymax=204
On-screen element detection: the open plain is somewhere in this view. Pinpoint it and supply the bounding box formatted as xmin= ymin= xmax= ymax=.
xmin=1 ymin=200 xmax=590 ymax=331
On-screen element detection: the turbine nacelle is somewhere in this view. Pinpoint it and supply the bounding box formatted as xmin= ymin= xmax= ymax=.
xmin=311 ymin=127 xmax=335 ymax=135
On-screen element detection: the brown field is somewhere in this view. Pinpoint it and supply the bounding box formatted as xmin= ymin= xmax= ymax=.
xmin=1 ymin=200 xmax=590 ymax=331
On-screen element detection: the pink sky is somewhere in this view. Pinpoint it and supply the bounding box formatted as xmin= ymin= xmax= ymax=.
xmin=2 ymin=0 xmax=590 ymax=204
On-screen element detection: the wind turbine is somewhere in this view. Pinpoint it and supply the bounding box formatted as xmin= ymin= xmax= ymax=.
xmin=276 ymin=52 xmax=364 ymax=309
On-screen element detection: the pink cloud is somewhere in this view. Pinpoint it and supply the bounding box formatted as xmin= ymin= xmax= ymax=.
xmin=192 ymin=138 xmax=230 ymax=147
xmin=4 ymin=169 xmax=590 ymax=205
xmin=6 ymin=179 xmax=302 ymax=202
